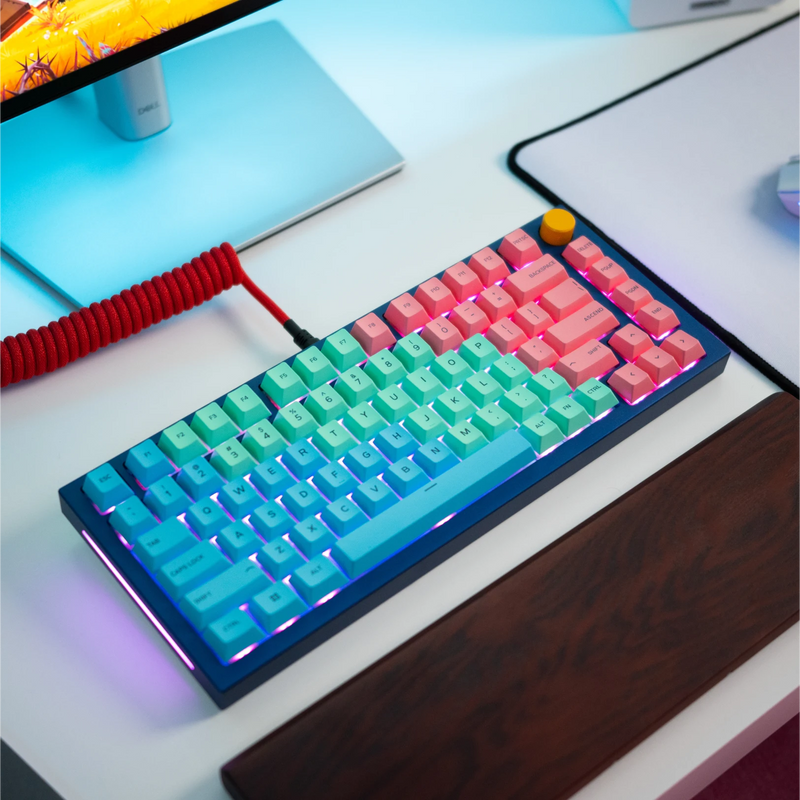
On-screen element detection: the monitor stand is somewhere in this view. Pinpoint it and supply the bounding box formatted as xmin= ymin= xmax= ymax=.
xmin=0 ymin=21 xmax=404 ymax=307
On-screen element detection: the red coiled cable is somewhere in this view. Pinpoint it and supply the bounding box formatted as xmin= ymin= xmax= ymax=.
xmin=1 ymin=242 xmax=299 ymax=389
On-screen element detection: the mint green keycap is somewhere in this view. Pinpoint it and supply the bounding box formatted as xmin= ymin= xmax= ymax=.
xmin=364 ymin=349 xmax=406 ymax=389
xmin=472 ymin=404 xmax=516 ymax=441
xmin=190 ymin=403 xmax=239 ymax=448
xmin=312 ymin=421 xmax=356 ymax=460
xmin=404 ymin=406 xmax=447 ymax=443
xmin=430 ymin=351 xmax=473 ymax=388
xmin=459 ymin=334 xmax=500 ymax=370
xmin=305 ymin=384 xmax=348 ymax=425
xmin=573 ymin=378 xmax=619 ymax=418
xmin=489 ymin=354 xmax=531 ymax=390
xmin=443 ymin=422 xmax=488 ymax=459
xmin=545 ymin=396 xmax=592 ymax=436
xmin=293 ymin=347 xmax=337 ymax=389
xmin=336 ymin=367 xmax=377 ymax=406
xmin=373 ymin=384 xmax=416 ymax=423
xmin=321 ymin=329 xmax=366 ymax=371
xmin=343 ymin=401 xmax=388 ymax=441
xmin=273 ymin=402 xmax=317 ymax=443
xmin=223 ymin=386 xmax=268 ymax=429
xmin=402 ymin=367 xmax=444 ymax=405
xmin=433 ymin=389 xmax=476 ymax=426
xmin=260 ymin=363 xmax=306 ymax=407
xmin=528 ymin=368 xmax=571 ymax=405
xmin=394 ymin=333 xmax=434 ymax=372
xmin=209 ymin=437 xmax=256 ymax=479
xmin=159 ymin=421 xmax=207 ymax=467
xmin=242 ymin=419 xmax=287 ymax=461
xmin=519 ymin=412 xmax=565 ymax=454
xmin=499 ymin=386 xmax=545 ymax=423
xmin=462 ymin=372 xmax=504 ymax=408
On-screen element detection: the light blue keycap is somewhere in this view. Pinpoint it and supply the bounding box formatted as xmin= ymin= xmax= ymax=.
xmin=185 ymin=498 xmax=230 ymax=539
xmin=109 ymin=497 xmax=158 ymax=543
xmin=219 ymin=478 xmax=262 ymax=518
xmin=257 ymin=538 xmax=305 ymax=579
xmin=282 ymin=441 xmax=327 ymax=480
xmin=343 ymin=443 xmax=387 ymax=481
xmin=144 ymin=476 xmax=191 ymax=519
xmin=314 ymin=462 xmax=358 ymax=500
xmin=157 ymin=540 xmax=229 ymax=600
xmin=374 ymin=424 xmax=418 ymax=462
xmin=353 ymin=477 xmax=398 ymax=517
xmin=179 ymin=559 xmax=270 ymax=628
xmin=333 ymin=430 xmax=535 ymax=577
xmin=292 ymin=555 xmax=347 ymax=605
xmin=133 ymin=517 xmax=197 ymax=571
xmin=175 ymin=456 xmax=224 ymax=501
xmin=250 ymin=502 xmax=294 ymax=541
xmin=125 ymin=440 xmax=173 ymax=487
xmin=384 ymin=458 xmax=429 ymax=498
xmin=83 ymin=463 xmax=133 ymax=511
xmin=291 ymin=518 xmax=336 ymax=558
xmin=414 ymin=440 xmax=459 ymax=477
xmin=250 ymin=583 xmax=307 ymax=632
xmin=250 ymin=459 xmax=295 ymax=499
xmin=322 ymin=497 xmax=368 ymax=535
xmin=217 ymin=521 xmax=261 ymax=562
xmin=204 ymin=608 xmax=265 ymax=662
xmin=283 ymin=483 xmax=326 ymax=520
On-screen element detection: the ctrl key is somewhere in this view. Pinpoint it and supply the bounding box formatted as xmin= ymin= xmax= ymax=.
xmin=204 ymin=609 xmax=265 ymax=663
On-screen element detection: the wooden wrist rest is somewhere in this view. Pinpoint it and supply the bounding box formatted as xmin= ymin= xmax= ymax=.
xmin=223 ymin=392 xmax=799 ymax=800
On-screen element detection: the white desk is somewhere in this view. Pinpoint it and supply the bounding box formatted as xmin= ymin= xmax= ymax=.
xmin=2 ymin=2 xmax=798 ymax=798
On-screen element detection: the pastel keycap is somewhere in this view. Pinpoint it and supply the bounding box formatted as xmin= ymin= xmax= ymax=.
xmin=384 ymin=458 xmax=429 ymax=497
xmin=321 ymin=329 xmax=367 ymax=371
xmin=204 ymin=609 xmax=264 ymax=662
xmin=186 ymin=497 xmax=230 ymax=539
xmin=144 ymin=476 xmax=191 ymax=519
xmin=472 ymin=404 xmax=516 ymax=441
xmin=292 ymin=555 xmax=347 ymax=605
xmin=414 ymin=439 xmax=460 ymax=477
xmin=403 ymin=367 xmax=444 ymax=404
xmin=322 ymin=497 xmax=368 ymax=535
xmin=292 ymin=347 xmax=338 ymax=390
xmin=497 ymin=228 xmax=542 ymax=268
xmin=217 ymin=521 xmax=261 ymax=562
xmin=312 ymin=421 xmax=356 ymax=460
xmin=443 ymin=421 xmax=488 ymax=458
xmin=504 ymin=255 xmax=568 ymax=305
xmin=489 ymin=354 xmax=531 ymax=390
xmin=393 ymin=333 xmax=435 ymax=372
xmin=209 ymin=437 xmax=256 ymax=480
xmin=291 ymin=518 xmax=336 ymax=558
xmin=260 ymin=363 xmax=306 ymax=407
xmin=420 ymin=316 xmax=464 ymax=356
xmin=485 ymin=318 xmax=528 ymax=354
xmin=442 ymin=263 xmax=483 ymax=302
xmin=350 ymin=313 xmax=397 ymax=356
xmin=573 ymin=378 xmax=619 ymax=418
xmin=335 ymin=367 xmax=377 ymax=406
xmin=476 ymin=285 xmax=516 ymax=322
xmin=250 ymin=501 xmax=293 ymax=540
xmin=375 ymin=424 xmax=418 ymax=462
xmin=553 ymin=340 xmax=618 ymax=389
xmin=543 ymin=303 xmax=619 ymax=357
xmin=512 ymin=302 xmax=554 ymax=338
xmin=498 ymin=386 xmax=545 ymax=422
xmin=608 ymin=364 xmax=656 ymax=404
xmin=274 ymin=402 xmax=317 ymax=443
xmin=343 ymin=401 xmax=387 ymax=441
xmin=545 ymin=396 xmax=592 ymax=436
xmin=516 ymin=338 xmax=558 ymax=374
xmin=519 ymin=413 xmax=565 ymax=454
xmin=462 ymin=372 xmax=504 ymax=408
xmin=635 ymin=347 xmax=680 ymax=385
xmin=608 ymin=324 xmax=655 ymax=362
xmin=191 ymin=402 xmax=239 ymax=448
xmin=125 ymin=440 xmax=173 ymax=487
xmin=384 ymin=293 xmax=430 ymax=336
xmin=373 ymin=384 xmax=416 ymax=423
xmin=404 ymin=407 xmax=447 ymax=443
xmin=314 ymin=462 xmax=358 ymax=500
xmin=539 ymin=278 xmax=593 ymax=322
xmin=562 ymin=236 xmax=603 ymax=271
xmin=134 ymin=517 xmax=197 ymax=571
xmin=219 ymin=478 xmax=262 ymax=517
xmin=249 ymin=457 xmax=294 ymax=500
xmin=109 ymin=496 xmax=158 ymax=542
xmin=222 ymin=385 xmax=268 ymax=430
xmin=158 ymin=421 xmax=206 ymax=468
xmin=257 ymin=538 xmax=304 ymax=579
xmin=83 ymin=463 xmax=133 ymax=511
xmin=611 ymin=280 xmax=653 ymax=315
xmin=459 ymin=333 xmax=500 ymax=370
xmin=283 ymin=483 xmax=326 ymax=520
xmin=433 ymin=389 xmax=477 ymax=425
xmin=157 ymin=540 xmax=229 ymax=601
xmin=528 ymin=368 xmax=571 ymax=405
xmin=241 ymin=419 xmax=287 ymax=462
xmin=450 ymin=301 xmax=491 ymax=338
xmin=353 ymin=477 xmax=399 ymax=516
xmin=250 ymin=583 xmax=307 ymax=632
xmin=634 ymin=301 xmax=680 ymax=339
xmin=586 ymin=257 xmax=628 ymax=293
xmin=364 ymin=348 xmax=407 ymax=389
xmin=414 ymin=278 xmax=457 ymax=317
xmin=305 ymin=384 xmax=348 ymax=425
xmin=430 ymin=351 xmax=472 ymax=388
xmin=660 ymin=331 xmax=706 ymax=368
xmin=468 ymin=247 xmax=510 ymax=286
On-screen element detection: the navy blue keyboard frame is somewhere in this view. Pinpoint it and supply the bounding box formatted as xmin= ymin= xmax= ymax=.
xmin=59 ymin=213 xmax=729 ymax=708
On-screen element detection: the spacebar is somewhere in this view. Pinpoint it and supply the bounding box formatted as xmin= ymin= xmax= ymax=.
xmin=331 ymin=430 xmax=535 ymax=578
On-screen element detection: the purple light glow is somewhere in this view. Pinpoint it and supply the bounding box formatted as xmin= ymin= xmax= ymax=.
xmin=655 ymin=328 xmax=676 ymax=341
xmin=80 ymin=530 xmax=195 ymax=671
xmin=313 ymin=588 xmax=341 ymax=607
xmin=433 ymin=513 xmax=456 ymax=529
xmin=274 ymin=615 xmax=300 ymax=633
xmin=229 ymin=643 xmax=258 ymax=663
xmin=93 ymin=502 xmax=115 ymax=516
xmin=594 ymin=408 xmax=614 ymax=422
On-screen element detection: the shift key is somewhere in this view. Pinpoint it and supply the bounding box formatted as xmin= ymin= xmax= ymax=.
xmin=543 ymin=303 xmax=619 ymax=357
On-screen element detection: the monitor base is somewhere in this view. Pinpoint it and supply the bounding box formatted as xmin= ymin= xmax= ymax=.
xmin=1 ymin=21 xmax=404 ymax=306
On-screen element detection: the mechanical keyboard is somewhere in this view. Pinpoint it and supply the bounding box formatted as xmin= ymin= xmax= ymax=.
xmin=59 ymin=209 xmax=729 ymax=707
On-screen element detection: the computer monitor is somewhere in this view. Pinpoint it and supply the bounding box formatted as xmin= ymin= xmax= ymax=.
xmin=0 ymin=0 xmax=403 ymax=306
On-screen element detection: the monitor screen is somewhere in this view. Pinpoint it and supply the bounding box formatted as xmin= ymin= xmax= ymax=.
xmin=0 ymin=0 xmax=279 ymax=119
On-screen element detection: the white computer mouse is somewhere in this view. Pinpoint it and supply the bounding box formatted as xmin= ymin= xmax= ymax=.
xmin=777 ymin=156 xmax=799 ymax=216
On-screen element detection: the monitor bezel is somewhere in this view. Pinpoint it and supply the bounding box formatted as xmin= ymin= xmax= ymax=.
xmin=1 ymin=0 xmax=281 ymax=122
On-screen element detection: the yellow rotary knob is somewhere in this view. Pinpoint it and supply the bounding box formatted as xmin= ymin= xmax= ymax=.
xmin=539 ymin=209 xmax=576 ymax=246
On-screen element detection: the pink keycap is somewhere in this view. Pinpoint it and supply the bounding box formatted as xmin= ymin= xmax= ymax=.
xmin=660 ymin=331 xmax=706 ymax=368
xmin=554 ymin=340 xmax=618 ymax=390
xmin=539 ymin=278 xmax=593 ymax=322
xmin=476 ymin=285 xmax=516 ymax=322
xmin=516 ymin=338 xmax=558 ymax=373
xmin=512 ymin=302 xmax=554 ymax=338
xmin=468 ymin=247 xmax=510 ymax=286
xmin=635 ymin=347 xmax=680 ymax=385
xmin=442 ymin=263 xmax=483 ymax=302
xmin=586 ymin=257 xmax=628 ymax=293
xmin=611 ymin=280 xmax=653 ymax=316
xmin=384 ymin=293 xmax=430 ymax=336
xmin=634 ymin=301 xmax=680 ymax=339
xmin=562 ymin=236 xmax=603 ymax=272
xmin=607 ymin=324 xmax=655 ymax=362
xmin=450 ymin=301 xmax=490 ymax=338
xmin=497 ymin=228 xmax=543 ymax=269
xmin=608 ymin=364 xmax=655 ymax=404
xmin=504 ymin=255 xmax=568 ymax=306
xmin=350 ymin=312 xmax=397 ymax=356
xmin=414 ymin=277 xmax=457 ymax=318
xmin=543 ymin=303 xmax=619 ymax=357
xmin=485 ymin=318 xmax=528 ymax=355
xmin=420 ymin=316 xmax=464 ymax=356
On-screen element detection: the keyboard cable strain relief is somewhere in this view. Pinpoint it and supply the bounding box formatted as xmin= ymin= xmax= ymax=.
xmin=283 ymin=319 xmax=319 ymax=349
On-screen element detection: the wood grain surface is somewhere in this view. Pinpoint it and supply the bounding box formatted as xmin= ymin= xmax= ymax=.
xmin=222 ymin=392 xmax=799 ymax=800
